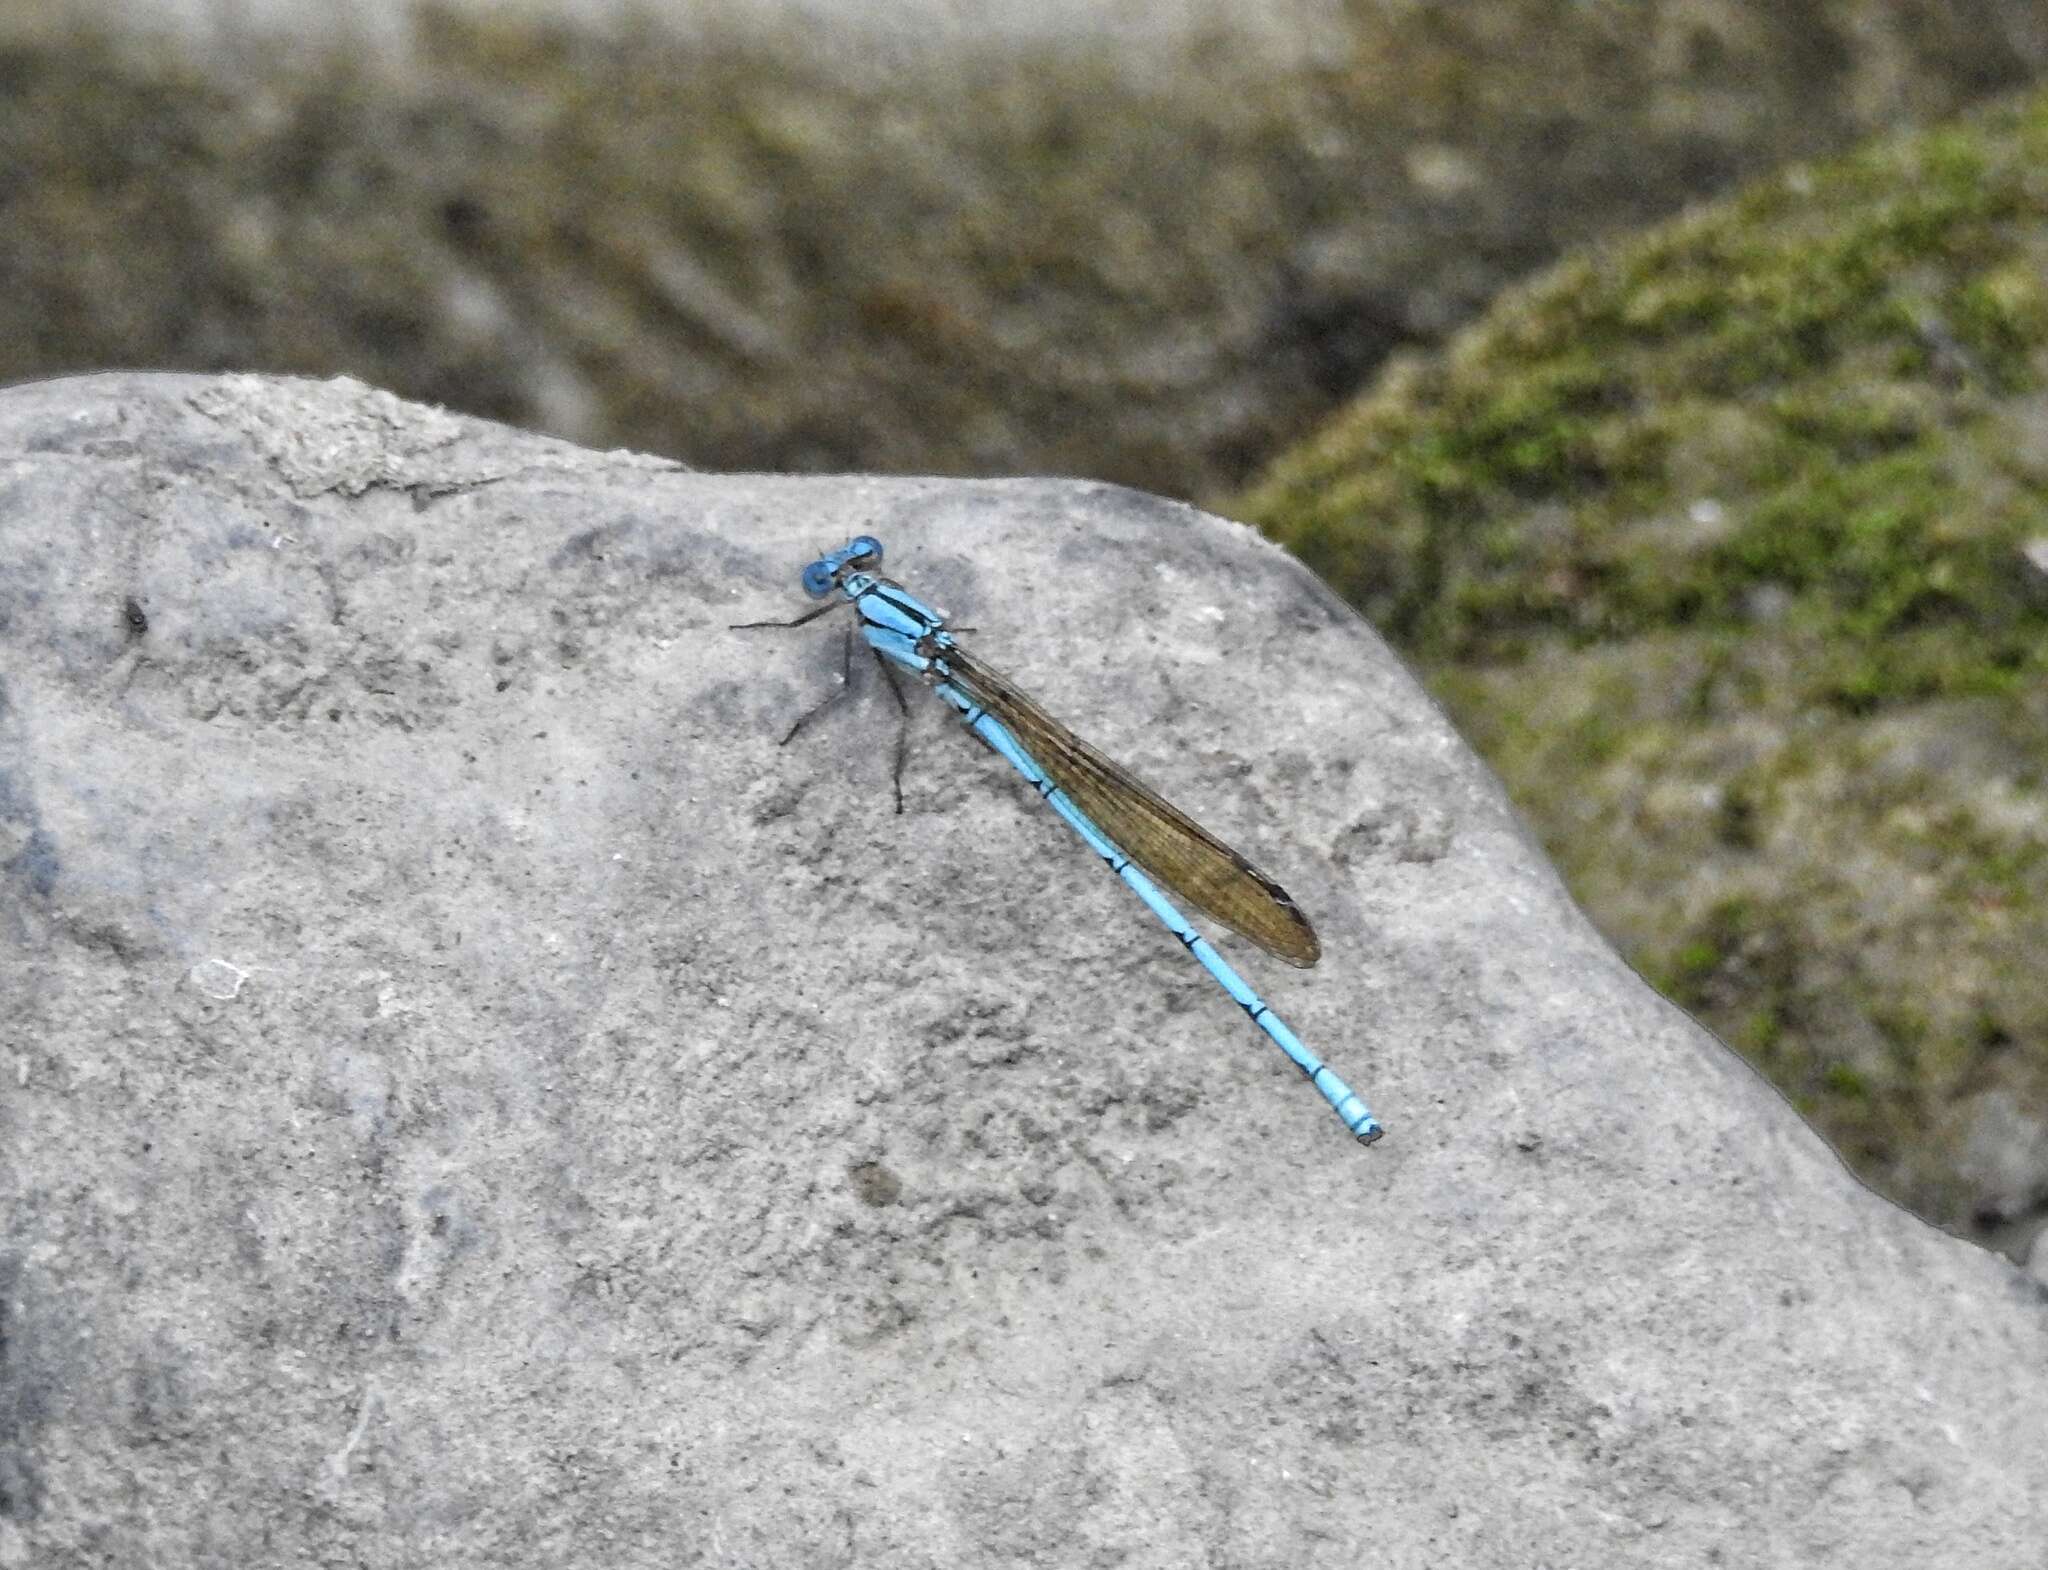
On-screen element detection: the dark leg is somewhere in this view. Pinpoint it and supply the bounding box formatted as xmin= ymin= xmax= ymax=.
xmin=730 ymin=600 xmax=843 ymax=632
xmin=779 ymin=624 xmax=857 ymax=746
xmin=870 ymin=644 xmax=912 ymax=814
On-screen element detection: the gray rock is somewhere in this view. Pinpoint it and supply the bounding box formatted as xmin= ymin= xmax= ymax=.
xmin=1956 ymin=1091 xmax=2048 ymax=1228
xmin=2028 ymin=1225 xmax=2048 ymax=1289
xmin=3 ymin=372 xmax=2044 ymax=1566
xmin=2021 ymin=536 xmax=2048 ymax=606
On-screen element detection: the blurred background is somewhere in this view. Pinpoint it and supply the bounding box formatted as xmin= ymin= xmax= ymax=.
xmin=5 ymin=0 xmax=2046 ymax=1261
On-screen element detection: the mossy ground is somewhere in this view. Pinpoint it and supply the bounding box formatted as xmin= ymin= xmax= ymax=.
xmin=4 ymin=3 xmax=2043 ymax=496
xmin=1235 ymin=95 xmax=2048 ymax=1245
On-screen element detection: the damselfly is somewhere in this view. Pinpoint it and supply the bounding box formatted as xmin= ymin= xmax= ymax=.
xmin=736 ymin=536 xmax=1382 ymax=1143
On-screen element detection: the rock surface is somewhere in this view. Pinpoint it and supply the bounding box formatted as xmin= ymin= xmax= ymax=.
xmin=3 ymin=373 xmax=2045 ymax=1566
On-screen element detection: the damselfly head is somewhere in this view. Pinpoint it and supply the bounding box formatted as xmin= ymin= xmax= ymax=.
xmin=801 ymin=535 xmax=887 ymax=597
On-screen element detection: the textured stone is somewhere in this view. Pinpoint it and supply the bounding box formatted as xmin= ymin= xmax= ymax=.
xmin=3 ymin=374 xmax=2044 ymax=1566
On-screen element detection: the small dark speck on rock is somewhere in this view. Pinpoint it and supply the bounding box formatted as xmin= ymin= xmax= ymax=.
xmin=849 ymin=1162 xmax=902 ymax=1207
xmin=122 ymin=596 xmax=148 ymax=636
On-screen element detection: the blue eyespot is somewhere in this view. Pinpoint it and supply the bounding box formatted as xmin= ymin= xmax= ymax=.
xmin=846 ymin=536 xmax=884 ymax=570
xmin=800 ymin=560 xmax=835 ymax=598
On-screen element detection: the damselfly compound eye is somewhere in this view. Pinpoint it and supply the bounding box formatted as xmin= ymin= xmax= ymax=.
xmin=800 ymin=560 xmax=835 ymax=598
xmin=846 ymin=535 xmax=884 ymax=570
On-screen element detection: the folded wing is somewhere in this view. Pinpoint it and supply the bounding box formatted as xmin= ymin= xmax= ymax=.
xmin=943 ymin=644 xmax=1321 ymax=968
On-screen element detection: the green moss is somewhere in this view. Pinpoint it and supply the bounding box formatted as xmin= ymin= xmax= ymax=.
xmin=1236 ymin=91 xmax=2048 ymax=1246
xmin=1822 ymin=1062 xmax=1871 ymax=1100
xmin=1738 ymin=1008 xmax=1784 ymax=1055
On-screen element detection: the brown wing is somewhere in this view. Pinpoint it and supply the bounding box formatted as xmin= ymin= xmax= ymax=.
xmin=943 ymin=643 xmax=1321 ymax=967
